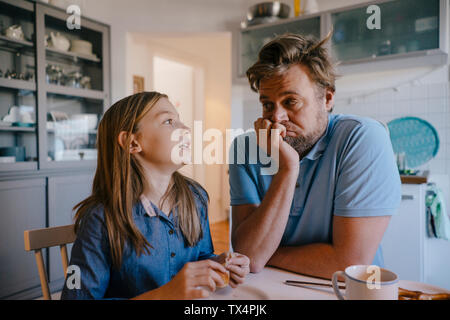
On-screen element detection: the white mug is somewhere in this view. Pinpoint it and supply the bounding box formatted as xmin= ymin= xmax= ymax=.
xmin=332 ymin=265 xmax=398 ymax=300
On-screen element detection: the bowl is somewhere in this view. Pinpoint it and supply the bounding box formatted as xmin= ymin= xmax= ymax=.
xmin=246 ymin=2 xmax=291 ymax=21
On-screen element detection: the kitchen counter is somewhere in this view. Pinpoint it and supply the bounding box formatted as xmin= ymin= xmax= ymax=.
xmin=400 ymin=170 xmax=429 ymax=184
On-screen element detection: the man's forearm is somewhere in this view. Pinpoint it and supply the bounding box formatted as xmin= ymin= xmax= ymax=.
xmin=267 ymin=244 xmax=365 ymax=280
xmin=267 ymin=244 xmax=343 ymax=279
xmin=232 ymin=168 xmax=298 ymax=272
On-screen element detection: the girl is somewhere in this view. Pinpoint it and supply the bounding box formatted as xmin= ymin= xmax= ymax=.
xmin=61 ymin=92 xmax=250 ymax=299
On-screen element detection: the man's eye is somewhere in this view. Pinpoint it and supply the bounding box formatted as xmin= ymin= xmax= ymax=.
xmin=262 ymin=103 xmax=273 ymax=111
xmin=285 ymin=99 xmax=297 ymax=106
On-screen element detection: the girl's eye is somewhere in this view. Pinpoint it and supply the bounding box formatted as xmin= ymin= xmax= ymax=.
xmin=163 ymin=119 xmax=174 ymax=125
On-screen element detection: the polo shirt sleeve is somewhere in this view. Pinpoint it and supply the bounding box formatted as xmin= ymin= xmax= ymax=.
xmin=60 ymin=206 xmax=112 ymax=300
xmin=228 ymin=135 xmax=261 ymax=206
xmin=333 ymin=122 xmax=401 ymax=217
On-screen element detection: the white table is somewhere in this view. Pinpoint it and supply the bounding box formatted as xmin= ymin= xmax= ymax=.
xmin=207 ymin=267 xmax=450 ymax=300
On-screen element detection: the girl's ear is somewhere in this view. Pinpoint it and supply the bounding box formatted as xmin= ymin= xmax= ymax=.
xmin=118 ymin=131 xmax=142 ymax=154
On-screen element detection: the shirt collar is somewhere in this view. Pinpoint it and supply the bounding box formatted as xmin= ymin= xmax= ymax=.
xmin=139 ymin=194 xmax=157 ymax=217
xmin=303 ymin=113 xmax=334 ymax=161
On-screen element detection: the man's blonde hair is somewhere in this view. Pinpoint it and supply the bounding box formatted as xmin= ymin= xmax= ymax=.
xmin=247 ymin=31 xmax=337 ymax=99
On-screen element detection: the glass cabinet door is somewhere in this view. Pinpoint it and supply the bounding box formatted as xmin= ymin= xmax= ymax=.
xmin=44 ymin=14 xmax=103 ymax=92
xmin=37 ymin=4 xmax=108 ymax=166
xmin=331 ymin=0 xmax=440 ymax=63
xmin=46 ymin=93 xmax=100 ymax=162
xmin=0 ymin=0 xmax=37 ymax=169
xmin=240 ymin=16 xmax=321 ymax=76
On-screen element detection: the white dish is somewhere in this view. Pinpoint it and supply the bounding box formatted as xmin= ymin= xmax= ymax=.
xmin=71 ymin=114 xmax=98 ymax=131
xmin=70 ymin=39 xmax=93 ymax=55
xmin=0 ymin=156 xmax=16 ymax=163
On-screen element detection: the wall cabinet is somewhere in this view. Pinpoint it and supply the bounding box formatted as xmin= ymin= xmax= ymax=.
xmin=237 ymin=0 xmax=448 ymax=79
xmin=239 ymin=15 xmax=322 ymax=77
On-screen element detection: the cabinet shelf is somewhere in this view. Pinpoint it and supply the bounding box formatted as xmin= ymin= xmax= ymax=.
xmin=0 ymin=161 xmax=37 ymax=172
xmin=0 ymin=78 xmax=36 ymax=91
xmin=0 ymin=125 xmax=35 ymax=132
xmin=46 ymin=47 xmax=101 ymax=63
xmin=45 ymin=84 xmax=105 ymax=100
xmin=0 ymin=35 xmax=34 ymax=49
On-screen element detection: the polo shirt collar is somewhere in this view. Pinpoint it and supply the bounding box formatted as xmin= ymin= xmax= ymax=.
xmin=303 ymin=113 xmax=334 ymax=161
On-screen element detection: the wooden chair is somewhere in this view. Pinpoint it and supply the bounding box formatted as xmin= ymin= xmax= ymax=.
xmin=24 ymin=224 xmax=76 ymax=300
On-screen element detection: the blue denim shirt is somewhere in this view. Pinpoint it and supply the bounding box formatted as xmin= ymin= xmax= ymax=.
xmin=61 ymin=185 xmax=215 ymax=299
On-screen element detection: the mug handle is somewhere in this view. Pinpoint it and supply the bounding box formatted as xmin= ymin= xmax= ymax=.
xmin=332 ymin=271 xmax=346 ymax=300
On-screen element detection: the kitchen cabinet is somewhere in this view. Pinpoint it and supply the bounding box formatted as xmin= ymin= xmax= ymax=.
xmin=0 ymin=0 xmax=110 ymax=299
xmin=331 ymin=0 xmax=448 ymax=74
xmin=381 ymin=183 xmax=450 ymax=290
xmin=0 ymin=0 xmax=110 ymax=172
xmin=239 ymin=14 xmax=322 ymax=77
xmin=236 ymin=0 xmax=448 ymax=79
xmin=0 ymin=178 xmax=46 ymax=299
xmin=47 ymin=174 xmax=93 ymax=291
xmin=36 ymin=3 xmax=110 ymax=168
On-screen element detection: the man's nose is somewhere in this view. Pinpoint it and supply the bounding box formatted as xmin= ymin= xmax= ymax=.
xmin=270 ymin=105 xmax=289 ymax=123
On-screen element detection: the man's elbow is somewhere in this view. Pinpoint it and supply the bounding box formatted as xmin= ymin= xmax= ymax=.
xmin=232 ymin=241 xmax=265 ymax=273
xmin=249 ymin=259 xmax=265 ymax=273
xmin=339 ymin=255 xmax=374 ymax=270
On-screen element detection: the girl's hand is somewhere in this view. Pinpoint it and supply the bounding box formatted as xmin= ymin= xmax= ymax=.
xmin=136 ymin=259 xmax=227 ymax=300
xmin=215 ymin=252 xmax=250 ymax=288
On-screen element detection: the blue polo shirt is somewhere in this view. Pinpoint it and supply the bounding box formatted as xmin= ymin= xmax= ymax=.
xmin=229 ymin=113 xmax=401 ymax=267
xmin=61 ymin=184 xmax=215 ymax=299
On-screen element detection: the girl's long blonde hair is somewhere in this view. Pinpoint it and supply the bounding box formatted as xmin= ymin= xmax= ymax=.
xmin=73 ymin=92 xmax=207 ymax=270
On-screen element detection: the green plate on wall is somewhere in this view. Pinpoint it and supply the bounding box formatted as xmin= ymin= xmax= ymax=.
xmin=387 ymin=117 xmax=439 ymax=168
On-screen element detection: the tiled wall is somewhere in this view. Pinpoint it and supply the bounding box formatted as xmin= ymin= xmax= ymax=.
xmin=334 ymin=68 xmax=450 ymax=177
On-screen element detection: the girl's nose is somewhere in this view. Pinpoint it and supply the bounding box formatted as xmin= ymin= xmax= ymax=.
xmin=270 ymin=106 xmax=289 ymax=123
xmin=180 ymin=122 xmax=190 ymax=132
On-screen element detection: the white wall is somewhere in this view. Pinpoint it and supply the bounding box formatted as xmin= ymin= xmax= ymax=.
xmin=125 ymin=33 xmax=232 ymax=223
xmin=81 ymin=0 xmax=250 ymax=104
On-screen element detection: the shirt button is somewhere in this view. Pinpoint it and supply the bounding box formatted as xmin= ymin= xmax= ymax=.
xmin=171 ymin=252 xmax=176 ymax=258
xmin=296 ymin=183 xmax=300 ymax=188
xmin=168 ymin=229 xmax=174 ymax=235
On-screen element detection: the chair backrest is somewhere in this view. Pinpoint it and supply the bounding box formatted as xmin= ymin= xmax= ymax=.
xmin=24 ymin=224 xmax=76 ymax=300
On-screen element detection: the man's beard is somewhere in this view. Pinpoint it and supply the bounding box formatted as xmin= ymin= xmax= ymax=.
xmin=284 ymin=108 xmax=328 ymax=159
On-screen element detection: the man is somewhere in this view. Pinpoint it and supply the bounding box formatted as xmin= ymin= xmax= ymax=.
xmin=229 ymin=33 xmax=401 ymax=279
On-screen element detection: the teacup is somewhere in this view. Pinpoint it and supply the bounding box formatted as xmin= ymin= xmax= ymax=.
xmin=332 ymin=265 xmax=398 ymax=300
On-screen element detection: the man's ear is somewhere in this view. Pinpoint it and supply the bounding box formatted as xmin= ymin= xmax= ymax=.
xmin=118 ymin=131 xmax=142 ymax=154
xmin=324 ymin=88 xmax=335 ymax=113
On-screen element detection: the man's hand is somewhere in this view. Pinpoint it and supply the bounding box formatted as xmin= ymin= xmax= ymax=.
xmin=254 ymin=118 xmax=300 ymax=172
